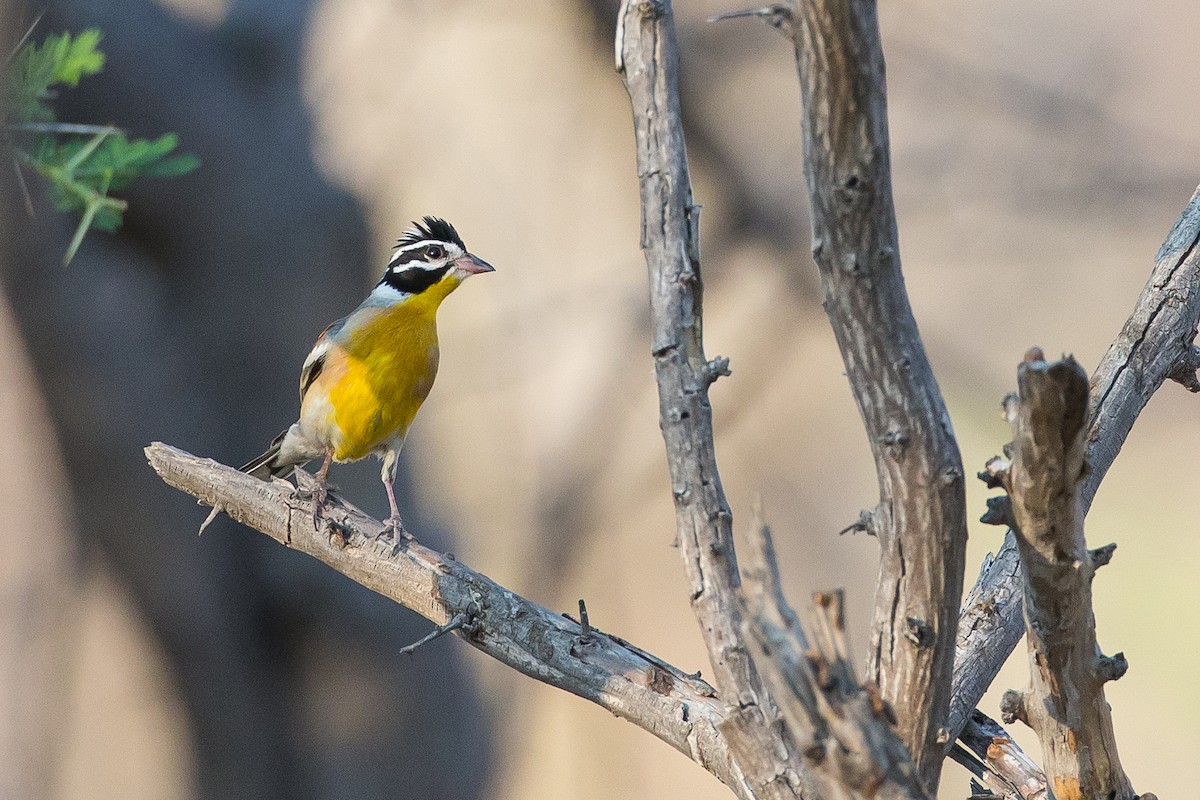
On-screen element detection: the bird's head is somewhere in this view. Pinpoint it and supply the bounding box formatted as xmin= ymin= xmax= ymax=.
xmin=377 ymin=216 xmax=494 ymax=300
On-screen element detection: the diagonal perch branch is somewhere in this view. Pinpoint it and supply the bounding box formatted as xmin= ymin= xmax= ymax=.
xmin=144 ymin=443 xmax=748 ymax=796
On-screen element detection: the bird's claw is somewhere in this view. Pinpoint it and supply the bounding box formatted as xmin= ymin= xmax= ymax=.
xmin=379 ymin=515 xmax=413 ymax=544
xmin=291 ymin=481 xmax=332 ymax=531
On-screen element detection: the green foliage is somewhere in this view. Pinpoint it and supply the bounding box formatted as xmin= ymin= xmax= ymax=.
xmin=7 ymin=29 xmax=106 ymax=122
xmin=5 ymin=27 xmax=198 ymax=264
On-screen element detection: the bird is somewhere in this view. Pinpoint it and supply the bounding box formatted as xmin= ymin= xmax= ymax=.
xmin=241 ymin=216 xmax=495 ymax=538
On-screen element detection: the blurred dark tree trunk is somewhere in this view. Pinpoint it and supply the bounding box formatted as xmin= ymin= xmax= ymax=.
xmin=1 ymin=1 xmax=491 ymax=798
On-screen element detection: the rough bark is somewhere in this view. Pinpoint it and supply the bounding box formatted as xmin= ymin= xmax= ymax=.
xmin=782 ymin=0 xmax=969 ymax=784
xmin=948 ymin=185 xmax=1200 ymax=747
xmin=955 ymin=710 xmax=1048 ymax=800
xmin=1000 ymin=354 xmax=1135 ymax=800
xmin=739 ymin=519 xmax=929 ymax=800
xmin=145 ymin=444 xmax=748 ymax=796
xmin=615 ymin=3 xmax=807 ymax=797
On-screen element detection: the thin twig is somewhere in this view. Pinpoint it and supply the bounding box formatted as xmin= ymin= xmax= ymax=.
xmin=577 ymin=599 xmax=592 ymax=643
xmin=196 ymin=504 xmax=222 ymax=536
xmin=13 ymin=161 xmax=35 ymax=218
xmin=6 ymin=122 xmax=127 ymax=136
xmin=7 ymin=8 xmax=45 ymax=62
xmin=399 ymin=611 xmax=469 ymax=656
xmin=707 ymin=4 xmax=793 ymax=33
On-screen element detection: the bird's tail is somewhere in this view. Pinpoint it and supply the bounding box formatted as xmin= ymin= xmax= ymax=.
xmin=240 ymin=429 xmax=296 ymax=480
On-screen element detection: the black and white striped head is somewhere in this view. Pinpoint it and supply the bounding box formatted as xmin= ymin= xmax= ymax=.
xmin=375 ymin=216 xmax=494 ymax=300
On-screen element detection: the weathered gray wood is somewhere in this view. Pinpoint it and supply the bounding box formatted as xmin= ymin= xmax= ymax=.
xmin=739 ymin=519 xmax=929 ymax=800
xmin=1001 ymin=354 xmax=1135 ymax=800
xmin=144 ymin=443 xmax=749 ymax=796
xmin=950 ymin=538 xmax=1023 ymax=739
xmin=956 ymin=710 xmax=1048 ymax=800
xmin=1086 ymin=187 xmax=1200 ymax=502
xmin=781 ymin=0 xmax=969 ymax=784
xmin=948 ymin=186 xmax=1200 ymax=752
xmin=616 ymin=2 xmax=808 ymax=799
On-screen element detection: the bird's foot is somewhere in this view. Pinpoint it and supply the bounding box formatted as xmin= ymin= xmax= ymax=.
xmin=379 ymin=514 xmax=414 ymax=544
xmin=291 ymin=481 xmax=336 ymax=530
xmin=292 ymin=480 xmax=339 ymax=501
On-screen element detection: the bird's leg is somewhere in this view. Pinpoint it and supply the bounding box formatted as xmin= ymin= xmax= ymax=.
xmin=379 ymin=450 xmax=412 ymax=542
xmin=309 ymin=450 xmax=333 ymax=530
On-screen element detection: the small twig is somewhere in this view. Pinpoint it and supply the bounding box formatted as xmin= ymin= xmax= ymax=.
xmin=197 ymin=503 xmax=222 ymax=536
xmin=13 ymin=161 xmax=35 ymax=219
xmin=7 ymin=9 xmax=46 ymax=62
xmin=6 ymin=122 xmax=128 ymax=136
xmin=707 ymin=4 xmax=793 ymax=35
xmin=1089 ymin=542 xmax=1117 ymax=569
xmin=577 ymin=598 xmax=592 ymax=643
xmin=399 ymin=611 xmax=469 ymax=656
xmin=837 ymin=507 xmax=876 ymax=536
xmin=1168 ymin=344 xmax=1200 ymax=392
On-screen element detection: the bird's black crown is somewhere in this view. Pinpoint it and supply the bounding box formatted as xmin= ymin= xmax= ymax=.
xmin=398 ymin=216 xmax=465 ymax=250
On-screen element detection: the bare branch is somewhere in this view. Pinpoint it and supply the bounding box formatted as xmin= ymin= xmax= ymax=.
xmin=956 ymin=711 xmax=1048 ymax=800
xmin=948 ymin=186 xmax=1200 ymax=752
xmin=949 ymin=539 xmax=1023 ymax=738
xmin=1087 ymin=186 xmax=1200 ymax=505
xmin=1004 ymin=355 xmax=1136 ymax=799
xmin=782 ymin=0 xmax=969 ymax=782
xmin=708 ymin=4 xmax=794 ymax=34
xmin=144 ymin=444 xmax=749 ymax=796
xmin=616 ymin=2 xmax=806 ymax=797
xmin=739 ymin=520 xmax=929 ymax=800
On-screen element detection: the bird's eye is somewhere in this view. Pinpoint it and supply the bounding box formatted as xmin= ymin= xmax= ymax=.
xmin=426 ymin=245 xmax=444 ymax=260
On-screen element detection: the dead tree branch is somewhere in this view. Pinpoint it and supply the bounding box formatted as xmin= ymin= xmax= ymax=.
xmin=739 ymin=519 xmax=929 ymax=800
xmin=955 ymin=710 xmax=1048 ymax=800
xmin=1002 ymin=354 xmax=1135 ymax=800
xmin=781 ymin=0 xmax=969 ymax=783
xmin=144 ymin=444 xmax=749 ymax=797
xmin=949 ymin=186 xmax=1200 ymax=748
xmin=616 ymin=2 xmax=808 ymax=798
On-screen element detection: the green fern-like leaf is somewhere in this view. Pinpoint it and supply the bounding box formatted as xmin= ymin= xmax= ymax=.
xmin=6 ymin=29 xmax=106 ymax=123
xmin=6 ymin=28 xmax=198 ymax=264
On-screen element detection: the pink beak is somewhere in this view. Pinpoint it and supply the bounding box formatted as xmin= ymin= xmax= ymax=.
xmin=455 ymin=252 xmax=496 ymax=275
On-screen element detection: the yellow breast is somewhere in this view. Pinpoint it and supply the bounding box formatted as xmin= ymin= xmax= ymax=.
xmin=321 ymin=278 xmax=459 ymax=462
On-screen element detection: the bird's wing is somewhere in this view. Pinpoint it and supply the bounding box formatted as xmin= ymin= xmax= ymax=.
xmin=299 ymin=318 xmax=346 ymax=403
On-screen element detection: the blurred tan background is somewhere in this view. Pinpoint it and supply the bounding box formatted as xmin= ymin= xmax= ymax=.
xmin=2 ymin=0 xmax=1198 ymax=798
